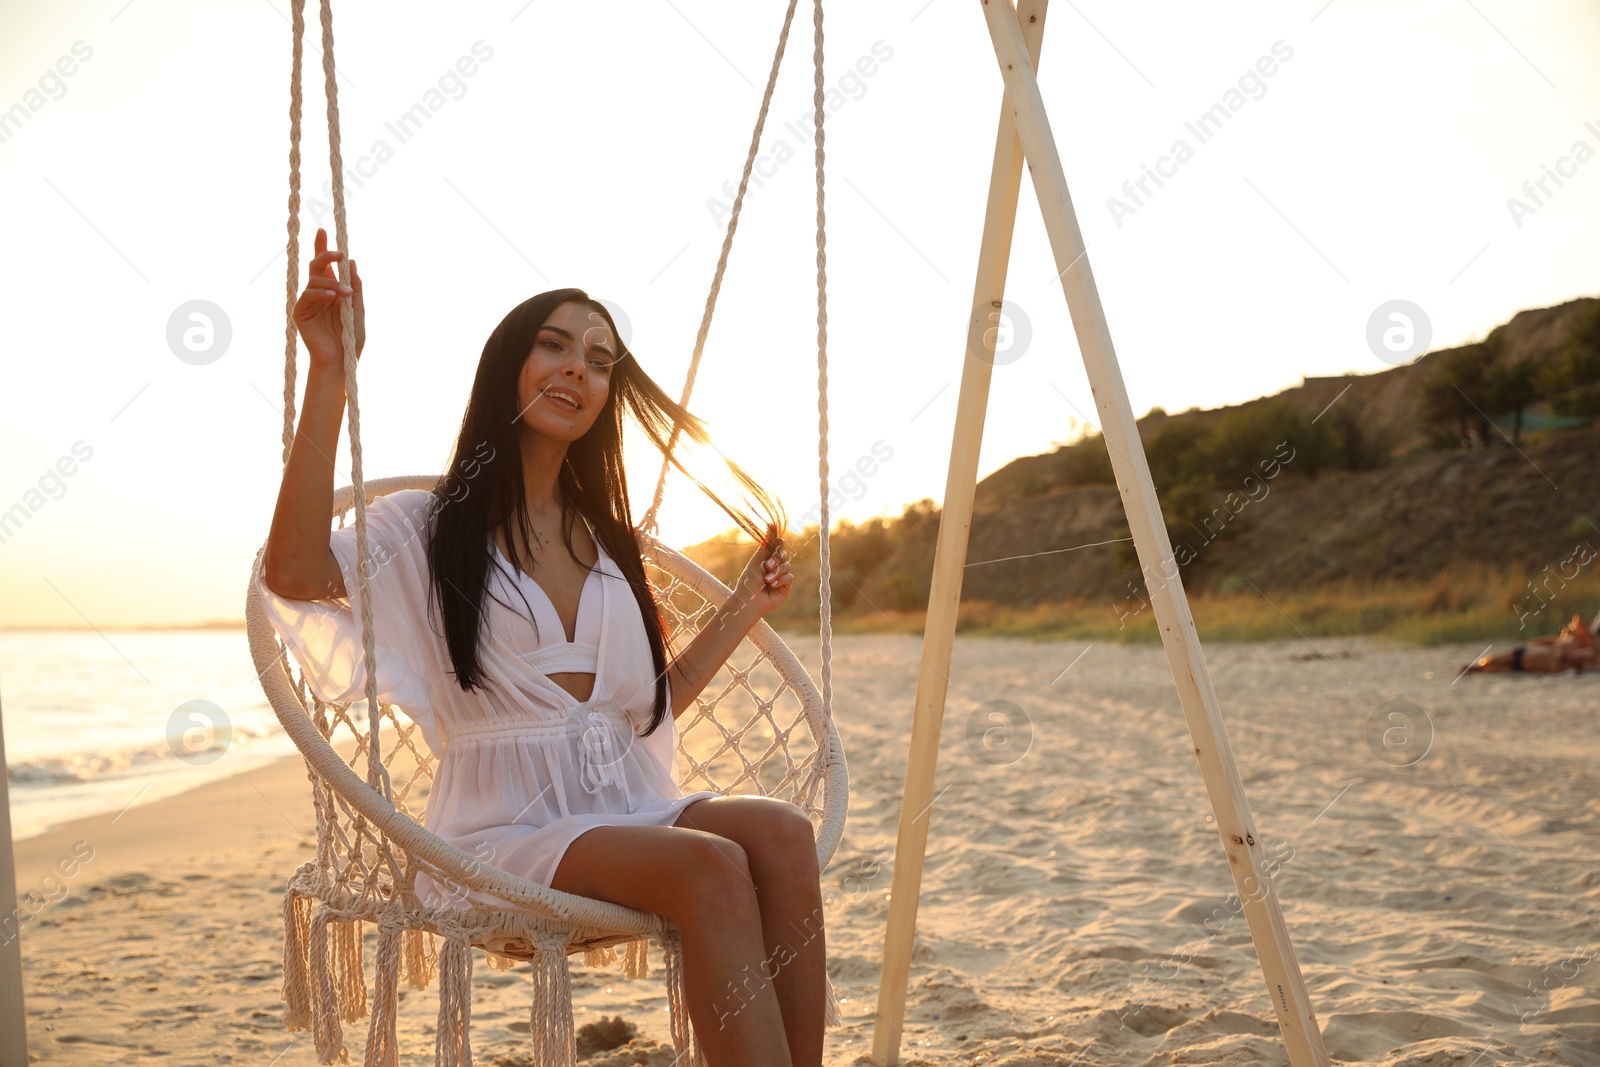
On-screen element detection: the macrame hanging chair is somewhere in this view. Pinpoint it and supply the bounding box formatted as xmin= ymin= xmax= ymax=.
xmin=244 ymin=1 xmax=848 ymax=1064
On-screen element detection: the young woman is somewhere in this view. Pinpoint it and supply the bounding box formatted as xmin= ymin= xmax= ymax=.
xmin=1462 ymin=613 xmax=1599 ymax=674
xmin=258 ymin=228 xmax=825 ymax=1065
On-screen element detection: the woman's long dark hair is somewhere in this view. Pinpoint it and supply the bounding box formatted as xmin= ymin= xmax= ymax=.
xmin=422 ymin=288 xmax=785 ymax=737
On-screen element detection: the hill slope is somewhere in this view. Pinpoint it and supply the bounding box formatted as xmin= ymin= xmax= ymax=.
xmin=684 ymin=295 xmax=1600 ymax=634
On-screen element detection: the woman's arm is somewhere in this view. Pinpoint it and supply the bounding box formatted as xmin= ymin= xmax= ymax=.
xmin=664 ymin=534 xmax=793 ymax=718
xmin=261 ymin=363 xmax=349 ymax=600
xmin=666 ymin=595 xmax=765 ymax=719
xmin=260 ymin=228 xmax=365 ymax=601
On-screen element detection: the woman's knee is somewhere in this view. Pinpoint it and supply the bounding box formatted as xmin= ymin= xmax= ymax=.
xmin=676 ymin=832 xmax=760 ymax=916
xmin=756 ymin=801 xmax=819 ymax=876
xmin=774 ymin=801 xmax=817 ymax=847
xmin=674 ymin=795 xmax=819 ymax=887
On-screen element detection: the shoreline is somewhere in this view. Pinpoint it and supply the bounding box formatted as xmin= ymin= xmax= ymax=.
xmin=11 ymin=745 xmax=317 ymax=893
xmin=0 ymin=621 xmax=247 ymax=632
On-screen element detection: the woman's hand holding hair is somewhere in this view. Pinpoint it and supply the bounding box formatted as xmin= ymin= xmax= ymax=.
xmin=730 ymin=523 xmax=793 ymax=621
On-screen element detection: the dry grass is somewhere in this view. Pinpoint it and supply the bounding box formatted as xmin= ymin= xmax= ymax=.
xmin=775 ymin=565 xmax=1600 ymax=646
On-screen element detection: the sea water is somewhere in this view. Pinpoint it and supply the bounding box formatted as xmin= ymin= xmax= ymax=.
xmin=0 ymin=628 xmax=306 ymax=840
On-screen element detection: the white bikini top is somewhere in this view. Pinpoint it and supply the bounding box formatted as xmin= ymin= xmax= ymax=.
xmin=490 ymin=532 xmax=605 ymax=676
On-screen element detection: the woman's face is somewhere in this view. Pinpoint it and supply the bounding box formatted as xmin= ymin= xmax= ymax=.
xmin=516 ymin=300 xmax=617 ymax=443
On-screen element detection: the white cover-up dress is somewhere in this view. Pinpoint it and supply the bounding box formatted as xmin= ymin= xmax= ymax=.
xmin=254 ymin=488 xmax=721 ymax=909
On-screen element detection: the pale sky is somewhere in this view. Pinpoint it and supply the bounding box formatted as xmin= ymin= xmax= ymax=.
xmin=1 ymin=0 xmax=1596 ymax=627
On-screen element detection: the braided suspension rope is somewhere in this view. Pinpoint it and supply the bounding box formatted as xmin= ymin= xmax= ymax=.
xmin=638 ymin=0 xmax=804 ymax=534
xmin=279 ymin=0 xmax=303 ymax=471
xmin=282 ymin=0 xmax=395 ymax=809
xmin=808 ymin=0 xmax=833 ymax=747
xmin=638 ymin=0 xmax=833 ymax=723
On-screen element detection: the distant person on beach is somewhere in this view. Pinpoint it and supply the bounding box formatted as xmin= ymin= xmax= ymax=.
xmin=256 ymin=229 xmax=825 ymax=1063
xmin=1462 ymin=613 xmax=1600 ymax=674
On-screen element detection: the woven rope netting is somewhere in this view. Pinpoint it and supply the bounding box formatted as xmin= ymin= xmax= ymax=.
xmin=248 ymin=1 xmax=845 ymax=1064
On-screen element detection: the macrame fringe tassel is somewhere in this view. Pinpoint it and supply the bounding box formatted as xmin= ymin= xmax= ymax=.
xmin=282 ymin=890 xmax=315 ymax=1031
xmin=308 ymin=910 xmax=347 ymax=1064
xmin=485 ymin=949 xmax=518 ymax=972
xmin=434 ymin=936 xmax=474 ymax=1067
xmin=528 ymin=939 xmax=576 ymax=1067
xmin=403 ymin=926 xmax=437 ymax=990
xmin=661 ymin=933 xmax=706 ymax=1067
xmin=332 ymin=918 xmax=367 ymax=1022
xmin=582 ymin=943 xmax=617 ymax=969
xmin=363 ymin=921 xmax=402 ymax=1067
xmin=623 ymin=937 xmax=650 ymax=979
xmin=823 ymin=971 xmax=842 ymax=1027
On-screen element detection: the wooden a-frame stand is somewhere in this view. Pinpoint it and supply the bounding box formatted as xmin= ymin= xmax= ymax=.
xmin=868 ymin=1 xmax=1331 ymax=1063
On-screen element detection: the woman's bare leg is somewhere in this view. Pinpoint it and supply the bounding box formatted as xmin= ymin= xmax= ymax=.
xmin=1463 ymin=636 xmax=1589 ymax=673
xmin=673 ymin=795 xmax=826 ymax=1067
xmin=1558 ymin=639 xmax=1597 ymax=671
xmin=549 ymin=824 xmax=794 ymax=1066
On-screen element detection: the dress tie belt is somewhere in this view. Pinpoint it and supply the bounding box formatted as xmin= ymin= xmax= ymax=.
xmin=444 ymin=700 xmax=636 ymax=795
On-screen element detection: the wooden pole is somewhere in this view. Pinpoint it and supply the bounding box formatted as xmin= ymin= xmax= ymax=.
xmin=869 ymin=1 xmax=1050 ymax=1060
xmin=0 ymin=687 xmax=29 ymax=1065
xmin=973 ymin=1 xmax=1330 ymax=1062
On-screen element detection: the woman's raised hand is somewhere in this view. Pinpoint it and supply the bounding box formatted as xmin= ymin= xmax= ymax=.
xmin=731 ymin=523 xmax=793 ymax=619
xmin=292 ymin=226 xmax=365 ymax=373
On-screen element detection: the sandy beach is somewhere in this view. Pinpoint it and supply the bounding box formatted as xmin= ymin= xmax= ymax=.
xmin=13 ymin=631 xmax=1599 ymax=1065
